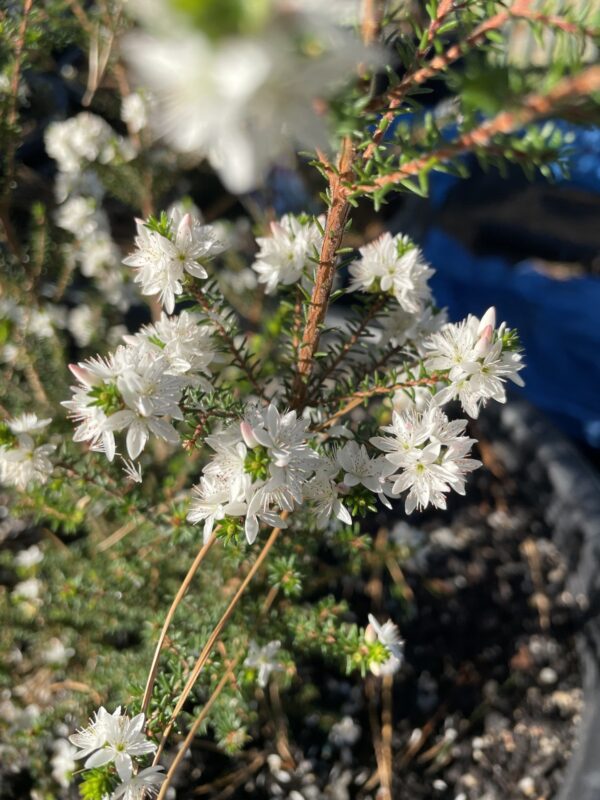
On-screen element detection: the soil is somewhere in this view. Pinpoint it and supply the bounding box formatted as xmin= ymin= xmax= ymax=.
xmin=173 ymin=403 xmax=586 ymax=800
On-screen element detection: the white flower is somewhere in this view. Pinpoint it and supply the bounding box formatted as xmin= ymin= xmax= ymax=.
xmin=252 ymin=214 xmax=324 ymax=294
xmin=366 ymin=614 xmax=404 ymax=676
xmin=12 ymin=578 xmax=42 ymax=601
xmin=7 ymin=413 xmax=51 ymax=434
xmin=55 ymin=196 xmax=108 ymax=238
xmin=348 ymin=233 xmax=434 ymax=313
xmin=79 ymin=231 xmax=121 ymax=278
xmin=64 ymin=346 xmax=185 ymax=461
xmin=68 ymin=304 xmax=99 ymax=348
xmin=62 ymin=356 xmax=121 ymax=460
xmin=111 ymin=765 xmax=166 ymax=800
xmin=51 ymin=739 xmax=78 ymax=788
xmin=379 ymin=305 xmax=447 ymax=354
xmin=15 ymin=544 xmax=44 ymax=569
xmin=0 ymin=431 xmax=55 ymax=492
xmin=304 ymin=459 xmax=352 ymax=528
xmin=45 ymin=112 xmax=131 ymax=173
xmin=244 ymin=640 xmax=284 ymax=688
xmin=426 ymin=307 xmax=525 ymax=418
xmin=121 ymin=91 xmax=150 ymax=133
xmin=69 ymin=706 xmax=112 ymax=759
xmin=124 ymin=310 xmax=216 ymax=384
xmin=42 ymin=637 xmax=74 ymax=665
xmin=336 ymin=441 xmax=395 ymax=506
xmin=371 ymin=405 xmax=481 ymax=514
xmin=123 ymin=11 xmax=372 ymax=193
xmin=71 ymin=707 xmax=155 ymax=781
xmin=123 ymin=213 xmax=222 ymax=313
xmin=187 ymin=475 xmax=248 ymax=542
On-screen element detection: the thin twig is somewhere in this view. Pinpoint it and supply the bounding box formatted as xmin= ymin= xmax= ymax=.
xmin=354 ymin=63 xmax=600 ymax=194
xmin=153 ymin=522 xmax=285 ymax=762
xmin=141 ymin=533 xmax=218 ymax=714
xmin=154 ymin=585 xmax=281 ymax=800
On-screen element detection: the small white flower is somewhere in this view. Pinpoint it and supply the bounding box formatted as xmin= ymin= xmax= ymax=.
xmin=124 ymin=310 xmax=216 ymax=384
xmin=244 ymin=640 xmax=284 ymax=688
xmin=121 ymin=91 xmax=150 ymax=133
xmin=123 ymin=213 xmax=222 ymax=313
xmin=45 ymin=112 xmax=131 ymax=173
xmin=14 ymin=544 xmax=44 ymax=569
xmin=366 ymin=614 xmax=404 ymax=677
xmin=72 ymin=707 xmax=155 ymax=781
xmin=336 ymin=440 xmax=395 ymax=504
xmin=7 ymin=414 xmax=52 ymax=435
xmin=252 ymin=214 xmax=324 ymax=294
xmin=425 ymin=307 xmax=525 ymax=418
xmin=304 ymin=459 xmax=352 ymax=528
xmin=111 ymin=765 xmax=166 ymax=800
xmin=348 ymin=233 xmax=434 ymax=313
xmin=55 ymin=196 xmax=108 ymax=238
xmin=51 ymin=739 xmax=78 ymax=789
xmin=12 ymin=578 xmax=42 ymax=601
xmin=0 ymin=433 xmax=55 ymax=492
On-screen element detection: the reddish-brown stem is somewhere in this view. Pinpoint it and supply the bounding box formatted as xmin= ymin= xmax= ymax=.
xmin=354 ymin=63 xmax=600 ymax=195
xmin=363 ymin=0 xmax=598 ymax=161
xmin=291 ymin=137 xmax=355 ymax=407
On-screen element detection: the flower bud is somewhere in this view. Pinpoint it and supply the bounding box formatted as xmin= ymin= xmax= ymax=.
xmin=69 ymin=363 xmax=97 ymax=387
xmin=477 ymin=306 xmax=496 ymax=336
xmin=240 ymin=421 xmax=259 ymax=449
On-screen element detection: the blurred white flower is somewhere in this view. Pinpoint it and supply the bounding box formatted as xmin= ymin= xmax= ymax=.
xmin=123 ymin=9 xmax=373 ymax=192
xmin=244 ymin=640 xmax=284 ymax=687
xmin=51 ymin=739 xmax=78 ymax=789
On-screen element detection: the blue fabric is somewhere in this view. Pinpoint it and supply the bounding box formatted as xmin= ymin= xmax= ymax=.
xmin=424 ymin=229 xmax=600 ymax=445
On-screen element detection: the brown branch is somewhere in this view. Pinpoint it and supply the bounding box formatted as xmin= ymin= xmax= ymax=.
xmin=305 ymin=294 xmax=388 ymax=404
xmin=314 ymin=375 xmax=441 ymax=432
xmin=363 ymin=0 xmax=598 ymax=160
xmin=188 ymin=286 xmax=266 ymax=399
xmin=291 ymin=137 xmax=355 ymax=407
xmin=353 ymin=63 xmax=600 ymax=195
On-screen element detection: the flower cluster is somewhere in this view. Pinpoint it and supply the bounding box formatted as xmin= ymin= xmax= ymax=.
xmin=372 ymin=404 xmax=481 ymax=514
xmin=0 ymin=414 xmax=55 ymax=492
xmin=124 ymin=209 xmax=224 ymax=313
xmin=69 ymin=706 xmax=164 ymax=799
xmin=45 ymin=112 xmax=134 ymax=175
xmin=188 ymin=403 xmax=319 ymax=543
xmin=425 ymin=307 xmax=525 ymax=418
xmin=348 ymin=232 xmax=434 ymax=314
xmin=62 ymin=310 xmax=216 ymax=468
xmin=251 ymin=214 xmax=324 ymax=294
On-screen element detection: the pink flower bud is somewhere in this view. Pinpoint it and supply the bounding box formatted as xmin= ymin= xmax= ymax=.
xmin=177 ymin=212 xmax=193 ymax=239
xmin=68 ymin=363 xmax=96 ymax=387
xmin=240 ymin=421 xmax=259 ymax=449
xmin=477 ymin=306 xmax=496 ymax=336
xmin=365 ymin=624 xmax=377 ymax=644
xmin=473 ymin=324 xmax=493 ymax=357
